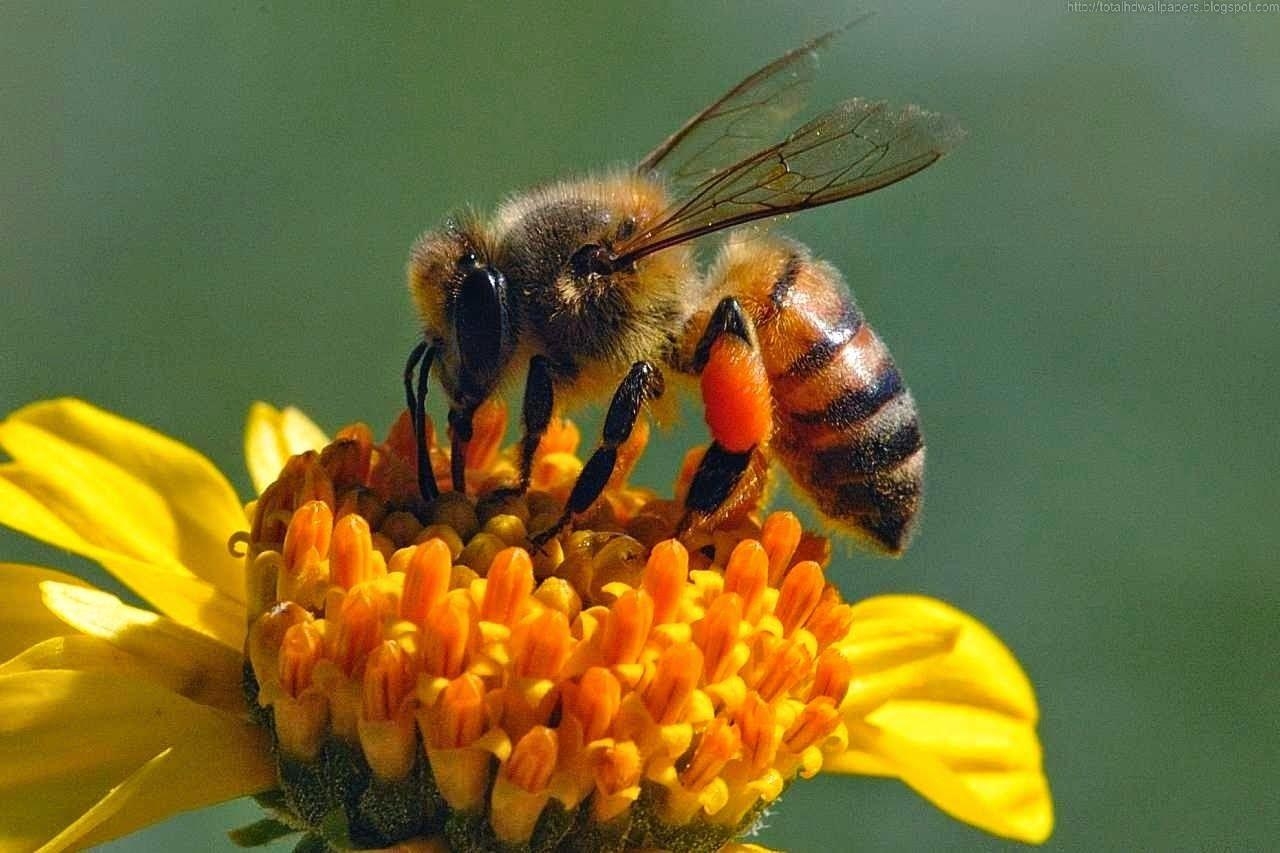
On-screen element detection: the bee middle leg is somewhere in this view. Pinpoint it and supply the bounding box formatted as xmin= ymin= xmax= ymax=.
xmin=446 ymin=357 xmax=557 ymax=499
xmin=484 ymin=355 xmax=557 ymax=499
xmin=679 ymin=296 xmax=773 ymax=532
xmin=531 ymin=360 xmax=664 ymax=546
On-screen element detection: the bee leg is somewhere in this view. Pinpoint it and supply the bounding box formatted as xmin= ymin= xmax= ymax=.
xmin=531 ymin=360 xmax=664 ymax=546
xmin=679 ymin=296 xmax=772 ymax=532
xmin=403 ymin=341 xmax=439 ymax=502
xmin=499 ymin=355 xmax=555 ymax=495
xmin=485 ymin=356 xmax=554 ymax=500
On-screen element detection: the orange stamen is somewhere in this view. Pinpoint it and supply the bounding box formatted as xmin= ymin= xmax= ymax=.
xmin=775 ymin=560 xmax=825 ymax=636
xmin=808 ymin=596 xmax=854 ymax=648
xmin=427 ymin=673 xmax=487 ymax=749
xmin=401 ymin=538 xmax=453 ymax=624
xmin=282 ymin=500 xmax=334 ymax=571
xmin=783 ymin=697 xmax=841 ymax=753
xmin=810 ymin=647 xmax=853 ymax=705
xmin=723 ymin=540 xmax=768 ymax=623
xmin=505 ymin=725 xmax=558 ymax=793
xmin=643 ymin=643 xmax=704 ymax=724
xmin=736 ymin=693 xmax=779 ymax=776
xmin=466 ymin=399 xmax=508 ymax=471
xmin=511 ymin=608 xmax=573 ymax=679
xmin=751 ymin=637 xmax=811 ymax=702
xmin=480 ymin=547 xmax=535 ymax=625
xmin=600 ymin=589 xmax=653 ymax=666
xmin=279 ymin=621 xmax=324 ymax=698
xmin=679 ymin=715 xmax=740 ymax=791
xmin=332 ymin=514 xmax=383 ymax=589
xmin=761 ymin=511 xmax=802 ymax=585
xmin=422 ymin=591 xmax=473 ymax=679
xmin=362 ymin=640 xmax=415 ymax=722
xmin=563 ymin=667 xmax=622 ymax=742
xmin=642 ymin=539 xmax=688 ymax=624
xmin=695 ymin=593 xmax=744 ymax=683
xmin=331 ymin=587 xmax=382 ymax=676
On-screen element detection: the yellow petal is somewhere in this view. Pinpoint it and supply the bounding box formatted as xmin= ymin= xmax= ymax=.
xmin=0 ymin=399 xmax=247 ymax=606
xmin=34 ymin=749 xmax=171 ymax=853
xmin=847 ymin=595 xmax=1037 ymax=719
xmin=827 ymin=595 xmax=1052 ymax=843
xmin=0 ymin=564 xmax=89 ymax=661
xmin=244 ymin=402 xmax=328 ymax=495
xmin=0 ymin=669 xmax=273 ymax=851
xmin=0 ymin=478 xmax=244 ymax=649
xmin=2 ymin=635 xmax=177 ymax=690
xmin=5 ymin=581 xmax=245 ymax=714
xmin=841 ymin=718 xmax=1052 ymax=844
xmin=840 ymin=601 xmax=962 ymax=716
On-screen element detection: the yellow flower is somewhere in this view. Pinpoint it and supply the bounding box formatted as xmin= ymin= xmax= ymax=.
xmin=0 ymin=398 xmax=1052 ymax=851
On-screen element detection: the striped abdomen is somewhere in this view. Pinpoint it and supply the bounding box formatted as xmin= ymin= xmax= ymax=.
xmin=711 ymin=237 xmax=924 ymax=554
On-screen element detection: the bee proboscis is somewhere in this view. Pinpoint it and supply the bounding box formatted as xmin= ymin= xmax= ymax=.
xmin=406 ymin=26 xmax=962 ymax=554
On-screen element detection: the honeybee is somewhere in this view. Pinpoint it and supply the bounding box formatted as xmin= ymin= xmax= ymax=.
xmin=405 ymin=27 xmax=961 ymax=555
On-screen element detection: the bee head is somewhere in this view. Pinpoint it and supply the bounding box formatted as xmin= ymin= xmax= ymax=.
xmin=408 ymin=225 xmax=515 ymax=409
xmin=450 ymin=252 xmax=514 ymax=405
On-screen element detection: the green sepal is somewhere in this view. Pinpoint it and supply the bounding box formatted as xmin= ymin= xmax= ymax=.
xmin=316 ymin=804 xmax=354 ymax=850
xmin=252 ymin=788 xmax=290 ymax=812
xmin=291 ymin=832 xmax=331 ymax=853
xmin=228 ymin=817 xmax=299 ymax=848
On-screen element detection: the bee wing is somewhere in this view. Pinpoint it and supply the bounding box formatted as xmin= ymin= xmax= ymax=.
xmin=637 ymin=20 xmax=867 ymax=189
xmin=615 ymin=98 xmax=964 ymax=266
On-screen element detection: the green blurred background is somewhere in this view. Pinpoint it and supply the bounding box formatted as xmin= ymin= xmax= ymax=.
xmin=3 ymin=2 xmax=1277 ymax=851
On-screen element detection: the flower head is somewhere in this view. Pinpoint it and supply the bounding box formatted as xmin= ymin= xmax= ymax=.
xmin=0 ymin=398 xmax=1052 ymax=851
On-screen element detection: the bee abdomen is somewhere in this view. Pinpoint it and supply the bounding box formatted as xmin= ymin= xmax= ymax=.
xmin=722 ymin=239 xmax=923 ymax=554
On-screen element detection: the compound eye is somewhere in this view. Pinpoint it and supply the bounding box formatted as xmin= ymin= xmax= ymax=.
xmin=568 ymin=243 xmax=614 ymax=279
xmin=454 ymin=265 xmax=509 ymax=390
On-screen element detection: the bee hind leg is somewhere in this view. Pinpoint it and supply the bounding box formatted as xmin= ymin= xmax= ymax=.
xmin=531 ymin=360 xmax=664 ymax=546
xmin=678 ymin=296 xmax=773 ymax=534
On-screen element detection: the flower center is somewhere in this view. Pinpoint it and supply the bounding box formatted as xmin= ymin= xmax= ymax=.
xmin=240 ymin=405 xmax=852 ymax=851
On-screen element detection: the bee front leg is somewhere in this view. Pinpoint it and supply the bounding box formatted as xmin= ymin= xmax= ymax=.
xmin=404 ymin=340 xmax=439 ymax=502
xmin=531 ymin=360 xmax=664 ymax=546
xmin=680 ymin=296 xmax=773 ymax=531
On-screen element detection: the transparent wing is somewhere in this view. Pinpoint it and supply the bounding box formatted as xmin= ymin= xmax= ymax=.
xmin=616 ymin=98 xmax=964 ymax=266
xmin=638 ymin=19 xmax=869 ymax=191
